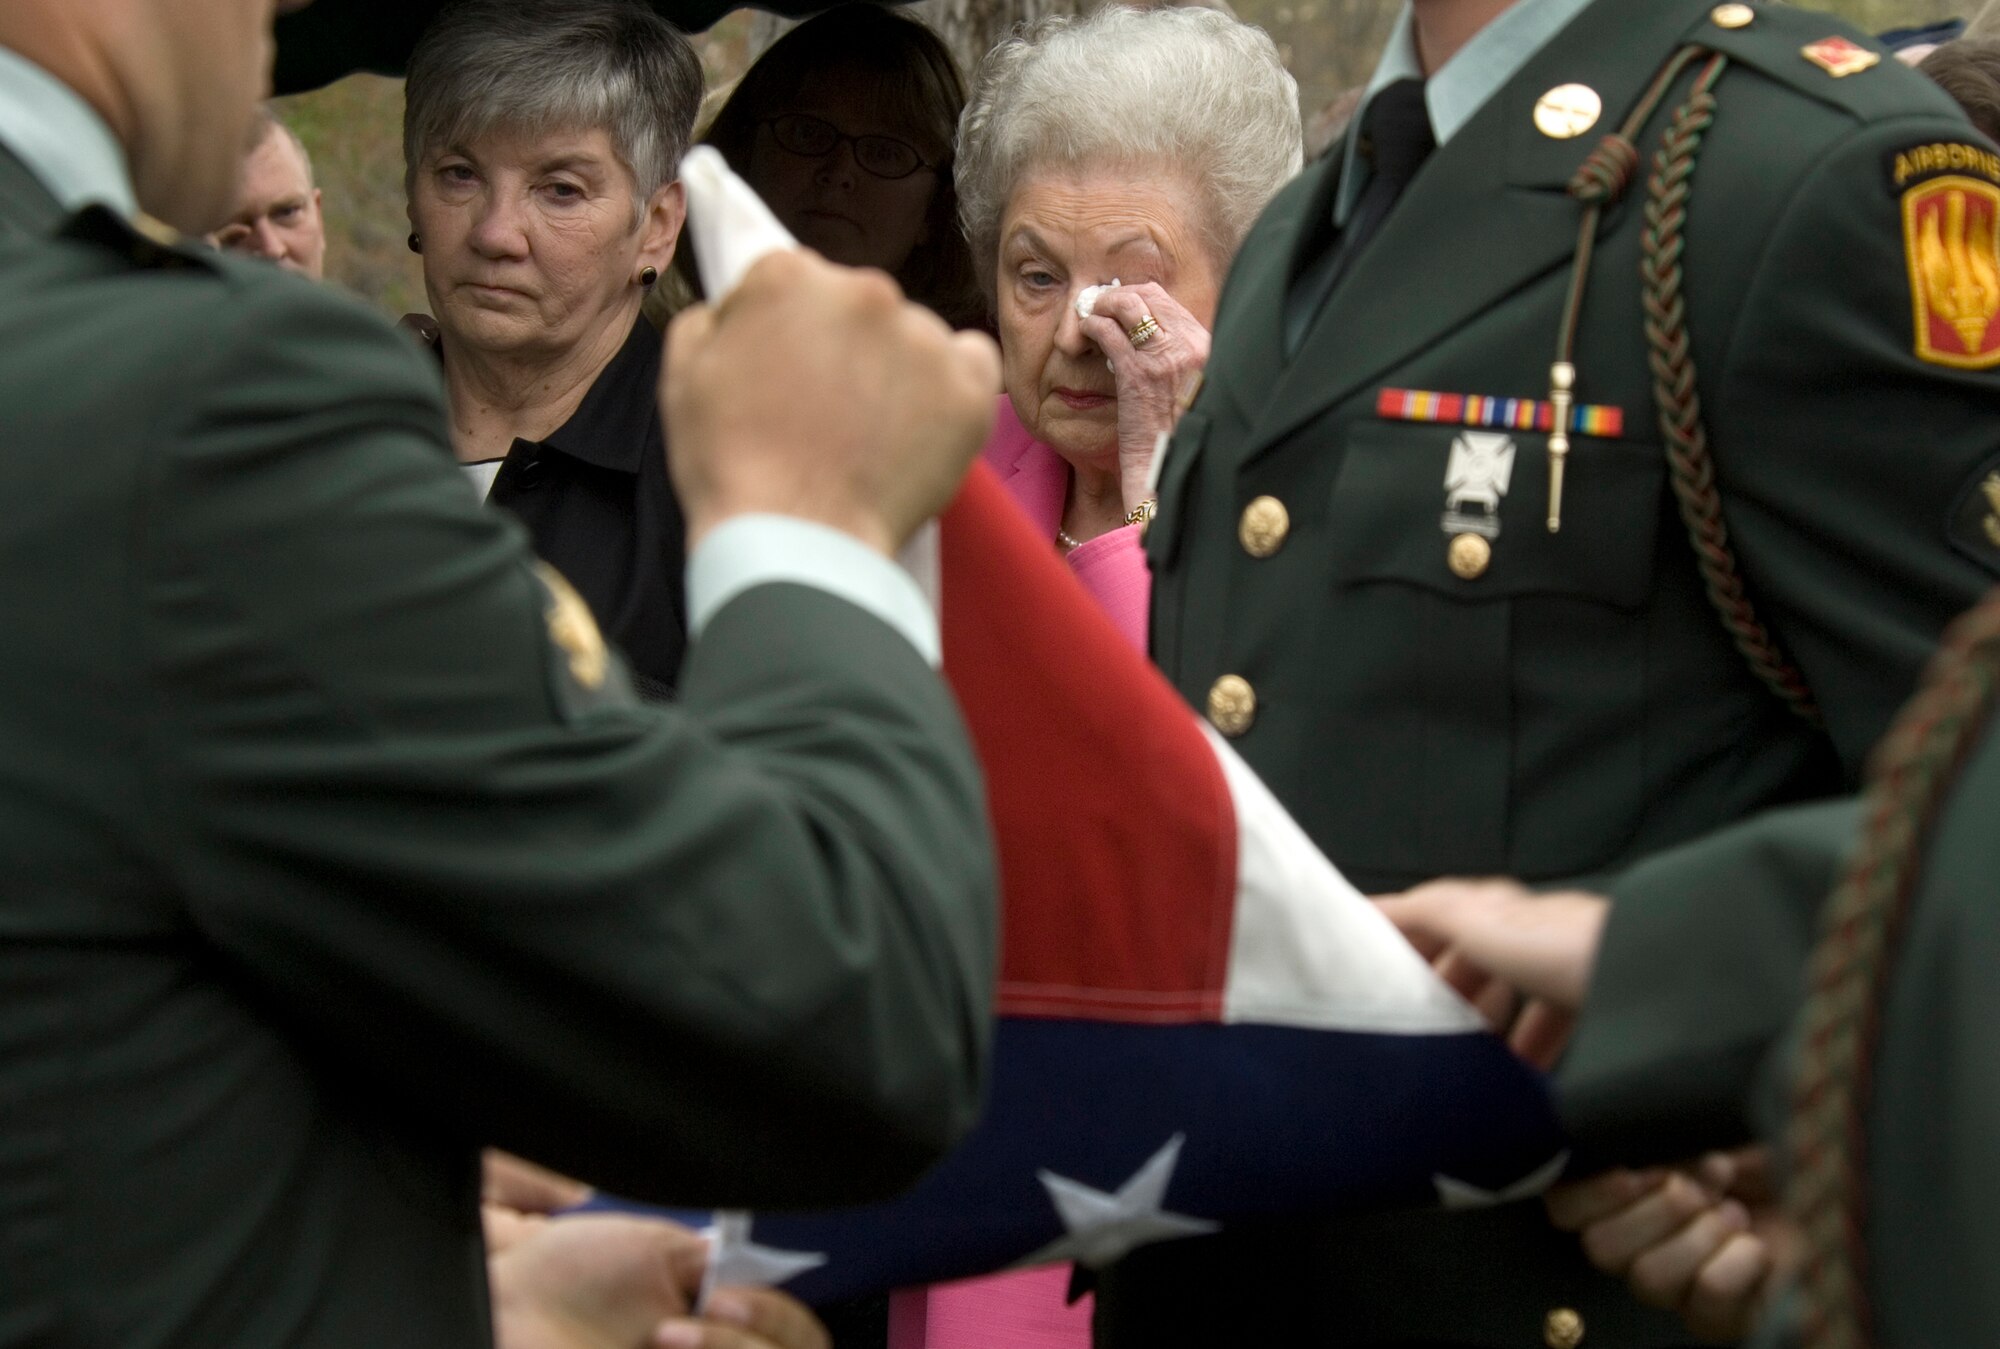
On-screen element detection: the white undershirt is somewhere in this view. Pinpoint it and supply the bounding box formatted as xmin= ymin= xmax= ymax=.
xmin=461 ymin=460 xmax=504 ymax=500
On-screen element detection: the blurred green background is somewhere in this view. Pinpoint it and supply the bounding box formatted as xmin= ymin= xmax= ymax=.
xmin=278 ymin=0 xmax=1958 ymax=318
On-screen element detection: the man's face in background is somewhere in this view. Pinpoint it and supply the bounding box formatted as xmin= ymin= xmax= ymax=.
xmin=210 ymin=119 xmax=326 ymax=278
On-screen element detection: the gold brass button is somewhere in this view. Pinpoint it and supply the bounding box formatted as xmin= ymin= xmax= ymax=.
xmin=1544 ymin=1307 xmax=1585 ymax=1349
xmin=1710 ymin=2 xmax=1754 ymax=26
xmin=1238 ymin=496 xmax=1290 ymax=558
xmin=1533 ymin=83 xmax=1602 ymax=139
xmin=1206 ymin=675 xmax=1257 ymax=737
xmin=1447 ymin=532 xmax=1492 ymax=579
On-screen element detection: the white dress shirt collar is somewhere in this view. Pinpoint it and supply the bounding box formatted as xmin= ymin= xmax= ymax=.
xmin=0 ymin=43 xmax=138 ymax=217
xmin=1335 ymin=0 xmax=1599 ymax=224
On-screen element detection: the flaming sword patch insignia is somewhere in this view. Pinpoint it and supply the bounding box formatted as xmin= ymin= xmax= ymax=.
xmin=1904 ymin=174 xmax=2000 ymax=369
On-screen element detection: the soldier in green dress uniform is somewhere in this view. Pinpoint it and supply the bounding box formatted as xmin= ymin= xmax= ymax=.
xmin=0 ymin=0 xmax=1004 ymax=1345
xmin=1379 ymin=581 xmax=2000 ymax=1348
xmin=1101 ymin=0 xmax=2000 ymax=1339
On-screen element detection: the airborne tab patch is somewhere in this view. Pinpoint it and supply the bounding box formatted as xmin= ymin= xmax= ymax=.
xmin=1902 ymin=175 xmax=2000 ymax=369
xmin=1888 ymin=141 xmax=2000 ymax=192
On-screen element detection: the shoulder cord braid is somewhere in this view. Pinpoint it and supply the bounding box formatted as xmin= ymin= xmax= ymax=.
xmin=1787 ymin=587 xmax=2000 ymax=1349
xmin=1562 ymin=49 xmax=1823 ymax=727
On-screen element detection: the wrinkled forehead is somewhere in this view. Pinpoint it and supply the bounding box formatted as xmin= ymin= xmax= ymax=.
xmin=252 ymin=123 xmax=310 ymax=176
xmin=1001 ymin=165 xmax=1203 ymax=261
xmin=423 ymin=113 xmax=636 ymax=182
xmin=239 ymin=128 xmax=314 ymax=202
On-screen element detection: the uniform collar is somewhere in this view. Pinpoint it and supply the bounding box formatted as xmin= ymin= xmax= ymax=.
xmin=0 ymin=44 xmax=137 ymax=218
xmin=522 ymin=316 xmax=662 ymax=474
xmin=1335 ymin=0 xmax=1599 ymax=224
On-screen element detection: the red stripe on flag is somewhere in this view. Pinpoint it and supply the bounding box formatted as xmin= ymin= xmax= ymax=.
xmin=940 ymin=465 xmax=1238 ymax=1022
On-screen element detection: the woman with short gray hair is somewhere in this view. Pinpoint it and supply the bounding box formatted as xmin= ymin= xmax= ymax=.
xmin=402 ymin=0 xmax=702 ymax=215
xmin=400 ymin=0 xmax=704 ymax=697
xmin=951 ymin=5 xmax=1301 ymax=652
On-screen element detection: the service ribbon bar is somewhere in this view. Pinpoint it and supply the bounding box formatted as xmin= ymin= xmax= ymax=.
xmin=1376 ymin=387 xmax=1624 ymax=439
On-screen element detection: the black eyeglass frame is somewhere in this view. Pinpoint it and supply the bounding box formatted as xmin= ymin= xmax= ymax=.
xmin=761 ymin=113 xmax=936 ymax=181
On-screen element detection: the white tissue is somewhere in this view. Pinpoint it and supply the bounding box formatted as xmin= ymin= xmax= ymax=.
xmin=1075 ymin=279 xmax=1121 ymax=320
xmin=679 ymin=145 xmax=799 ymax=300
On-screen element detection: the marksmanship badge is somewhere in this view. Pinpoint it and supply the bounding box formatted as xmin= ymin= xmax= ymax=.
xmin=1442 ymin=431 xmax=1517 ymax=539
xmin=1902 ymin=175 xmax=2000 ymax=369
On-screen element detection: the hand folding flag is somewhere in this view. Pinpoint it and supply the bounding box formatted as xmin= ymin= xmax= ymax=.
xmin=584 ymin=464 xmax=1567 ymax=1304
xmin=578 ymin=151 xmax=1569 ymax=1306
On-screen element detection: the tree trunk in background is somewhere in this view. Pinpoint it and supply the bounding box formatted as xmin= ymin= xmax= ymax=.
xmin=907 ymin=0 xmax=1106 ymax=77
xmin=281 ymin=0 xmax=1965 ymax=318
xmin=747 ymin=0 xmax=1239 ymax=89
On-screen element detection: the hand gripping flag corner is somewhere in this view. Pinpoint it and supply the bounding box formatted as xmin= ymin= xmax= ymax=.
xmin=585 ymin=466 xmax=1567 ymax=1304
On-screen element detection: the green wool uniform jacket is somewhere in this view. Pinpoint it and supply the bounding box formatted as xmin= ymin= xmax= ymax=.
xmin=0 ymin=149 xmax=996 ymax=1349
xmin=1565 ymin=711 xmax=2000 ymax=1348
xmin=1105 ymin=0 xmax=2000 ymax=1343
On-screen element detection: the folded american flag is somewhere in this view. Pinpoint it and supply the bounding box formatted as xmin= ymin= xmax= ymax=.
xmin=583 ymin=464 xmax=1567 ymax=1304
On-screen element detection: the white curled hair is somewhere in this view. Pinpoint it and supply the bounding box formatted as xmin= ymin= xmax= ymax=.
xmin=956 ymin=5 xmax=1303 ymax=295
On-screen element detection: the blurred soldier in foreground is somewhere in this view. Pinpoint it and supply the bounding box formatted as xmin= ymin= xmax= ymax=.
xmin=1382 ymin=585 xmax=2000 ymax=1346
xmin=207 ymin=104 xmax=326 ymax=277
xmin=0 ymin=0 xmax=1003 ymax=1346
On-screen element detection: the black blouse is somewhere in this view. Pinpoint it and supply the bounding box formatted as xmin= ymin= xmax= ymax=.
xmin=483 ymin=318 xmax=687 ymax=700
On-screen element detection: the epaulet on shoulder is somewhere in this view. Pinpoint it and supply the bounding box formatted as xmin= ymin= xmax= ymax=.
xmin=1685 ymin=1 xmax=1960 ymax=122
xmin=56 ymin=205 xmax=218 ymax=273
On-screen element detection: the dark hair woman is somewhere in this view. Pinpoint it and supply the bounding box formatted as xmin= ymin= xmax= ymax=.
xmin=697 ymin=5 xmax=983 ymax=328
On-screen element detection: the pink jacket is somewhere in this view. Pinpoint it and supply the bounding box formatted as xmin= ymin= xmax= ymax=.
xmin=884 ymin=397 xmax=1148 ymax=1349
xmin=978 ymin=397 xmax=1151 ymax=653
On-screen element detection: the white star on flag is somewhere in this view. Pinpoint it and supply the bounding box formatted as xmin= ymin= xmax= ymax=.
xmin=1020 ymin=1133 xmax=1220 ymax=1270
xmin=697 ymin=1210 xmax=828 ymax=1309
xmin=1432 ymin=1150 xmax=1572 ymax=1210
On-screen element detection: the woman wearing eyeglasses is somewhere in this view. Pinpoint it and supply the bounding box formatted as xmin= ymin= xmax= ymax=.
xmin=699 ymin=5 xmax=984 ymax=329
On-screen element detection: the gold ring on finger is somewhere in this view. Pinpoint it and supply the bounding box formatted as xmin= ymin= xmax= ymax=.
xmin=1126 ymin=315 xmax=1162 ymax=347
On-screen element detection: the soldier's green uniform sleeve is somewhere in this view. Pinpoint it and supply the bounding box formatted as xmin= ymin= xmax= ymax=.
xmin=1556 ymin=798 xmax=1856 ymax=1164
xmin=1702 ymin=106 xmax=2000 ymax=770
xmin=138 ymin=275 xmax=996 ymax=1207
xmin=1560 ymin=718 xmax=2000 ymax=1344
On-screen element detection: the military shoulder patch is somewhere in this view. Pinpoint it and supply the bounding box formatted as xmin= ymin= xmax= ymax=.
xmin=1901 ymin=173 xmax=2000 ymax=369
xmin=530 ymin=561 xmax=634 ymax=718
xmin=1888 ymin=141 xmax=2000 ymax=193
xmin=535 ymin=561 xmax=608 ymax=691
xmin=1948 ymin=462 xmax=2000 ymax=574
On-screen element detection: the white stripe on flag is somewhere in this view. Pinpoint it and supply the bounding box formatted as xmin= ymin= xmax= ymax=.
xmin=1209 ymin=724 xmax=1484 ymax=1035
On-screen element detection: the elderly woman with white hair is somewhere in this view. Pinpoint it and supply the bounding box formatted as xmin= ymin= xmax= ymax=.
xmin=402 ymin=0 xmax=698 ymax=698
xmin=948 ymin=4 xmax=1302 ymax=652
xmin=883 ymin=15 xmax=1303 ymax=1349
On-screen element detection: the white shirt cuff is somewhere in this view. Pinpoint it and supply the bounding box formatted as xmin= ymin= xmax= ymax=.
xmin=686 ymin=515 xmax=941 ymax=667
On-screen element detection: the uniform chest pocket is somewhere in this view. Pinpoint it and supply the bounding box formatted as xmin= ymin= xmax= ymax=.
xmin=1325 ymin=420 xmax=1664 ymax=606
xmin=1309 ymin=419 xmax=1668 ymax=884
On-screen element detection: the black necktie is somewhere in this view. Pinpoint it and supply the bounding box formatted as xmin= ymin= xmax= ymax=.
xmin=1283 ymin=79 xmax=1436 ymax=357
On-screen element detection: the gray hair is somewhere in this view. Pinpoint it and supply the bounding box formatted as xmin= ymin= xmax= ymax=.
xmin=403 ymin=0 xmax=703 ymax=218
xmin=956 ymin=5 xmax=1302 ymax=293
